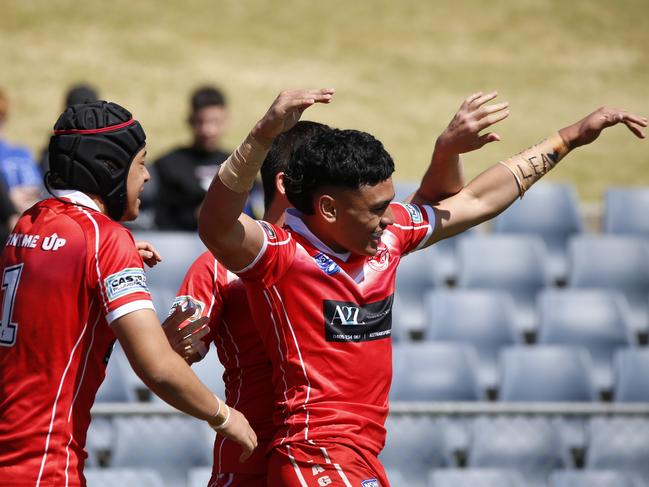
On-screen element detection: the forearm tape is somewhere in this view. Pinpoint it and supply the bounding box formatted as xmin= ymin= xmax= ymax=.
xmin=498 ymin=132 xmax=569 ymax=197
xmin=218 ymin=134 xmax=269 ymax=193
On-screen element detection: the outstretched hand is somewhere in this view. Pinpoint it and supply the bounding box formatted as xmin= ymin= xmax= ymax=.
xmin=251 ymin=89 xmax=335 ymax=146
xmin=560 ymin=107 xmax=647 ymax=149
xmin=136 ymin=240 xmax=162 ymax=268
xmin=435 ymin=91 xmax=510 ymax=156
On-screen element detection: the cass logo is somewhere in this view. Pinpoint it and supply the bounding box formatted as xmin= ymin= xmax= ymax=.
xmin=361 ymin=480 xmax=380 ymax=487
xmin=104 ymin=268 xmax=149 ymax=301
xmin=313 ymin=252 xmax=340 ymax=276
xmin=404 ymin=203 xmax=423 ymax=224
xmin=367 ymin=243 xmax=390 ymax=272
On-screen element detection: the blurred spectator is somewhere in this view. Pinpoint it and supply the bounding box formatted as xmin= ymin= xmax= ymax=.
xmin=0 ymin=179 xmax=18 ymax=252
xmin=152 ymin=85 xmax=247 ymax=231
xmin=0 ymin=88 xmax=42 ymax=214
xmin=40 ymin=83 xmax=99 ymax=174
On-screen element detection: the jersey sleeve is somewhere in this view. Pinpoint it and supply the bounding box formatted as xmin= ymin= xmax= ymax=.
xmin=92 ymin=225 xmax=154 ymax=325
xmin=388 ymin=202 xmax=436 ymax=256
xmin=234 ymin=220 xmax=296 ymax=285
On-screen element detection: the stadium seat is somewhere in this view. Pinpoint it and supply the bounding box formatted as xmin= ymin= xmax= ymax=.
xmin=586 ymin=417 xmax=649 ymax=485
xmin=111 ymin=416 xmax=213 ymax=487
xmin=492 ymin=182 xmax=583 ymax=282
xmin=499 ymin=346 xmax=597 ymax=402
xmin=103 ymin=343 xmax=148 ymax=400
xmin=468 ymin=416 xmax=567 ymax=487
xmin=429 ymin=468 xmax=526 ymax=487
xmin=567 ymin=236 xmax=649 ymax=333
xmin=422 ymin=289 xmax=519 ymax=389
xmin=384 ymin=468 xmax=408 ymax=486
xmin=187 ymin=467 xmax=213 ymax=487
xmin=84 ymin=468 xmax=166 ymax=487
xmin=429 ymin=227 xmax=478 ymax=285
xmin=457 ymin=235 xmax=550 ymax=331
xmin=86 ymin=418 xmax=114 ymax=467
xmin=549 ymin=470 xmax=636 ymax=487
xmin=613 ymin=349 xmax=649 ymax=402
xmin=391 ymin=342 xmax=484 ymax=401
xmin=394 ymin=249 xmax=438 ymax=336
xmin=95 ymin=346 xmax=138 ymax=403
xmin=603 ymin=186 xmax=649 ymax=238
xmin=380 ymin=416 xmax=449 ymax=487
xmin=537 ymin=289 xmax=635 ymax=391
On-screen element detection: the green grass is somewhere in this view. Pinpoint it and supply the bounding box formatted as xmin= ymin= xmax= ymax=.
xmin=1 ymin=0 xmax=648 ymax=201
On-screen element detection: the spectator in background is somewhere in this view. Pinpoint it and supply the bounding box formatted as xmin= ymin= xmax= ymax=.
xmin=0 ymin=88 xmax=42 ymax=214
xmin=0 ymin=180 xmax=18 ymax=252
xmin=152 ymin=85 xmax=253 ymax=231
xmin=40 ymin=83 xmax=99 ymax=174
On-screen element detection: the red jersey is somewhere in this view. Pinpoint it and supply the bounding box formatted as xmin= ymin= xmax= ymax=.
xmin=237 ymin=203 xmax=435 ymax=456
xmin=0 ymin=191 xmax=154 ymax=487
xmin=174 ymin=252 xmax=275 ymax=476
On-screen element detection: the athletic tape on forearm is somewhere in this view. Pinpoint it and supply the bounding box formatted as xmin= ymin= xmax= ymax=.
xmin=218 ymin=134 xmax=270 ymax=193
xmin=498 ymin=132 xmax=569 ymax=198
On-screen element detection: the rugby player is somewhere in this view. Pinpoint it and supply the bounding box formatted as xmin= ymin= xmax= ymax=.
xmin=0 ymin=101 xmax=257 ymax=486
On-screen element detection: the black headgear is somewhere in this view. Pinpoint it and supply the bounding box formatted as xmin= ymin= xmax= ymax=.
xmin=47 ymin=101 xmax=146 ymax=221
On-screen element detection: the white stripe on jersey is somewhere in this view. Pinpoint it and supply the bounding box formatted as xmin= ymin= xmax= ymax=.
xmin=106 ymin=299 xmax=155 ymax=324
xmin=414 ymin=205 xmax=436 ymax=251
xmin=287 ymin=445 xmax=309 ymax=487
xmin=333 ymin=462 xmax=354 ymax=487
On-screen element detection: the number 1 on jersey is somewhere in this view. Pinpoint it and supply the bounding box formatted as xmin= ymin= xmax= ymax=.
xmin=1 ymin=264 xmax=23 ymax=347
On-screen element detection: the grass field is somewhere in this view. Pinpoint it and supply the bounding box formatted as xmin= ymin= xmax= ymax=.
xmin=1 ymin=0 xmax=648 ymax=201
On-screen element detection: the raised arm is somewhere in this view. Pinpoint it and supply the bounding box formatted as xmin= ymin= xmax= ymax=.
xmin=422 ymin=106 xmax=647 ymax=245
xmin=198 ymin=89 xmax=334 ymax=271
xmin=408 ymin=91 xmax=509 ymax=205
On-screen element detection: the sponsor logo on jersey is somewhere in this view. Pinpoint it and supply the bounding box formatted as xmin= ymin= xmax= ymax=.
xmin=404 ymin=203 xmax=423 ymax=224
xmin=367 ymin=243 xmax=390 ymax=272
xmin=313 ymin=252 xmax=341 ymax=276
xmin=104 ymin=268 xmax=149 ymax=301
xmin=361 ymin=479 xmax=380 ymax=487
xmin=170 ymin=295 xmax=205 ymax=321
xmin=323 ymin=295 xmax=393 ymax=342
xmin=260 ymin=221 xmax=277 ymax=240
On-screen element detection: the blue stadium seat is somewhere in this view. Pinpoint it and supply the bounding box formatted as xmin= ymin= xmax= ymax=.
xmin=85 ymin=468 xmax=166 ymax=487
xmin=380 ymin=416 xmax=448 ymax=487
xmin=86 ymin=418 xmax=114 ymax=467
xmin=111 ymin=416 xmax=213 ymax=487
xmin=391 ymin=342 xmax=484 ymax=401
xmin=422 ymin=289 xmax=519 ymax=389
xmin=104 ymin=343 xmax=147 ymax=400
xmin=537 ymin=289 xmax=635 ymax=391
xmin=493 ymin=182 xmax=583 ymax=282
xmin=429 ymin=468 xmax=526 ymax=487
xmin=549 ymin=470 xmax=636 ymax=487
xmin=394 ymin=249 xmax=438 ymax=336
xmin=499 ymin=346 xmax=597 ymax=402
xmin=468 ymin=417 xmax=567 ymax=487
xmin=187 ymin=467 xmax=213 ymax=487
xmin=430 ymin=227 xmax=478 ymax=285
xmin=95 ymin=347 xmax=138 ymax=403
xmin=457 ymin=235 xmax=550 ymax=331
xmin=567 ymin=236 xmax=649 ymax=333
xmin=603 ymin=187 xmax=649 ymax=238
xmin=586 ymin=418 xmax=649 ymax=485
xmin=613 ymin=349 xmax=649 ymax=402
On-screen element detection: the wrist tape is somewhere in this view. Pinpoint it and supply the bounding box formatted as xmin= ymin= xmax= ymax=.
xmin=499 ymin=132 xmax=569 ymax=198
xmin=218 ymin=134 xmax=270 ymax=193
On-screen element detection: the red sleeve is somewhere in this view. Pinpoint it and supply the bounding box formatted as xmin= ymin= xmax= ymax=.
xmin=91 ymin=224 xmax=154 ymax=324
xmin=235 ymin=220 xmax=296 ymax=286
xmin=388 ymin=202 xmax=436 ymax=256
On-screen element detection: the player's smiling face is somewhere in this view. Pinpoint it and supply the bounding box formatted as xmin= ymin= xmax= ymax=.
xmin=322 ymin=178 xmax=395 ymax=256
xmin=122 ymin=147 xmax=150 ymax=221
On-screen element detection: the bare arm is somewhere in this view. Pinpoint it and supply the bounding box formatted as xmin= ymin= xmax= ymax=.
xmin=112 ymin=306 xmax=257 ymax=460
xmin=422 ymin=106 xmax=647 ymax=245
xmin=198 ymin=89 xmax=334 ymax=271
xmin=408 ymin=92 xmax=509 ymax=205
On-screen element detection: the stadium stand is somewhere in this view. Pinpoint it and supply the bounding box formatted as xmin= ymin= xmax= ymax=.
xmin=548 ymin=469 xmax=637 ymax=487
xmin=429 ymin=468 xmax=526 ymax=487
xmin=603 ymin=187 xmax=649 ymax=238
xmin=456 ymin=235 xmax=550 ymax=331
xmin=537 ymin=289 xmax=635 ymax=392
xmin=498 ymin=346 xmax=597 ymax=402
xmin=85 ymin=468 xmax=166 ymax=487
xmin=187 ymin=467 xmax=213 ymax=487
xmin=394 ymin=249 xmax=438 ymax=337
xmin=613 ymin=349 xmax=649 ymax=402
xmin=567 ymin=235 xmax=649 ymax=334
xmin=422 ymin=289 xmax=519 ymax=390
xmin=95 ymin=349 xmax=138 ymax=403
xmin=492 ymin=182 xmax=583 ymax=283
xmin=391 ymin=342 xmax=484 ymax=401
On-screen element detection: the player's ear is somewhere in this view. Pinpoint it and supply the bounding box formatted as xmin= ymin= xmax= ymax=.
xmin=317 ymin=194 xmax=337 ymax=223
xmin=276 ymin=172 xmax=286 ymax=196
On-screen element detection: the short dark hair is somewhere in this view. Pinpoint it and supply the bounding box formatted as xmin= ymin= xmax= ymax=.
xmin=260 ymin=121 xmax=331 ymax=210
xmin=284 ymin=128 xmax=395 ymax=214
xmin=190 ymin=85 xmax=226 ymax=112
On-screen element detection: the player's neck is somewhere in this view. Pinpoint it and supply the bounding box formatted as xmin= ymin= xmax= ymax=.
xmin=300 ymin=214 xmax=348 ymax=254
xmin=263 ymin=197 xmax=289 ymax=225
xmin=87 ymin=193 xmax=108 ymax=214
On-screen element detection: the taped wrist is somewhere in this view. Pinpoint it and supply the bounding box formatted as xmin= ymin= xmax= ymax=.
xmin=218 ymin=134 xmax=270 ymax=193
xmin=498 ymin=132 xmax=569 ymax=198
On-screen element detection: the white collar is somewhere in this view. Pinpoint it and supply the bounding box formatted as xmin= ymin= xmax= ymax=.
xmin=52 ymin=189 xmax=101 ymax=212
xmin=284 ymin=208 xmax=351 ymax=262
